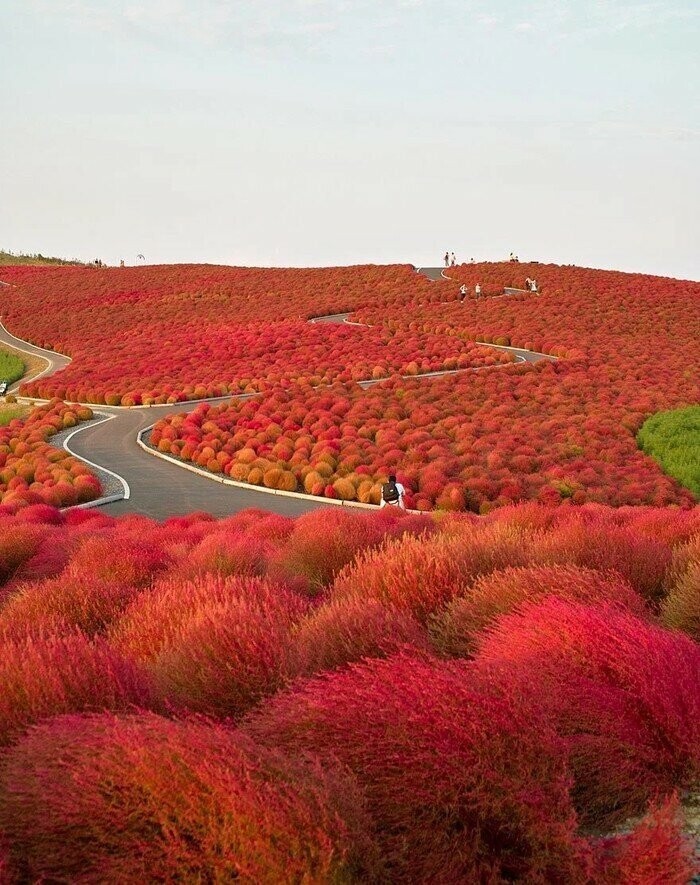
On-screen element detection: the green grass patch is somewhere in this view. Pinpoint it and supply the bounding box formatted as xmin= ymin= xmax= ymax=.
xmin=0 ymin=249 xmax=84 ymax=266
xmin=0 ymin=349 xmax=25 ymax=384
xmin=637 ymin=405 xmax=700 ymax=498
xmin=0 ymin=404 xmax=29 ymax=426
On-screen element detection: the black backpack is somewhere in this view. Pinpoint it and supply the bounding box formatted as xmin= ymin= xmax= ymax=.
xmin=382 ymin=480 xmax=400 ymax=503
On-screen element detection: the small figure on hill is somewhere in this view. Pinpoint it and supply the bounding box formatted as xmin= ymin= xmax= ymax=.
xmin=444 ymin=251 xmax=450 ymax=267
xmin=450 ymin=252 xmax=456 ymax=267
xmin=525 ymin=277 xmax=532 ymax=291
xmin=459 ymin=284 xmax=468 ymax=301
xmin=381 ymin=474 xmax=406 ymax=510
xmin=509 ymin=252 xmax=515 ymax=262
xmin=475 ymin=283 xmax=482 ymax=298
xmin=470 ymin=257 xmax=475 ymax=263
xmin=530 ymin=278 xmax=538 ymax=292
xmin=119 ymin=259 xmax=125 ymax=268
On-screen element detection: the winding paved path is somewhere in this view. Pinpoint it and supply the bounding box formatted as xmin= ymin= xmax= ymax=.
xmin=0 ymin=271 xmax=554 ymax=520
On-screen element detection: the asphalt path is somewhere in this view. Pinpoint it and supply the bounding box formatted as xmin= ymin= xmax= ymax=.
xmin=0 ymin=271 xmax=554 ymax=520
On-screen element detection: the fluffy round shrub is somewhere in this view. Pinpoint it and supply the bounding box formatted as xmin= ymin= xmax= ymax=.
xmin=539 ymin=521 xmax=672 ymax=603
xmin=594 ymin=794 xmax=697 ymax=884
xmin=0 ymin=713 xmax=382 ymax=883
xmin=168 ymin=529 xmax=271 ymax=581
xmin=67 ymin=535 xmax=172 ymax=587
xmin=110 ymin=575 xmax=308 ymax=717
xmin=329 ymin=522 xmax=534 ymax=623
xmin=474 ymin=599 xmax=700 ymax=827
xmin=289 ymin=596 xmax=430 ymax=676
xmin=0 ymin=571 xmax=141 ymax=641
xmin=431 ymin=565 xmax=647 ymax=657
xmin=0 ymin=633 xmax=153 ymax=746
xmin=245 ymin=653 xmax=589 ymax=882
xmin=661 ymin=561 xmax=700 ymax=641
xmin=266 ymin=508 xmax=390 ymax=594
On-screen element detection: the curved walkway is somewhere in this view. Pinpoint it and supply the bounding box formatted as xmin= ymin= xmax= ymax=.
xmin=0 ymin=283 xmax=555 ymax=520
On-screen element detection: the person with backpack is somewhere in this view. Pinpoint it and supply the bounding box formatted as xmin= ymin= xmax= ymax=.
xmin=380 ymin=474 xmax=406 ymax=509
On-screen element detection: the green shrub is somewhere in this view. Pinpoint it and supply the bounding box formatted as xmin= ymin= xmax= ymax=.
xmin=637 ymin=406 xmax=700 ymax=498
xmin=0 ymin=349 xmax=24 ymax=385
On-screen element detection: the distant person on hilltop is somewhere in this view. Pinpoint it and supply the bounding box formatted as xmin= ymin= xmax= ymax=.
xmin=444 ymin=251 xmax=450 ymax=267
xmin=450 ymin=252 xmax=456 ymax=267
xmin=380 ymin=474 xmax=406 ymax=509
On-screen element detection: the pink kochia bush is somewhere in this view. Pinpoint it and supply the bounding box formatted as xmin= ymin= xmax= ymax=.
xmin=0 ymin=712 xmax=382 ymax=884
xmin=244 ymin=653 xmax=591 ymax=882
xmin=474 ymin=598 xmax=700 ymax=827
xmin=430 ymin=564 xmax=648 ymax=657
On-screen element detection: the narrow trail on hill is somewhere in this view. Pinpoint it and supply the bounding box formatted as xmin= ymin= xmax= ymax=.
xmin=0 ymin=268 xmax=555 ymax=520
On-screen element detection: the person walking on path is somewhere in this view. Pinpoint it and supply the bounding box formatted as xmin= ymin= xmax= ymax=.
xmin=450 ymin=252 xmax=456 ymax=267
xmin=475 ymin=283 xmax=482 ymax=298
xmin=444 ymin=252 xmax=450 ymax=267
xmin=380 ymin=474 xmax=406 ymax=510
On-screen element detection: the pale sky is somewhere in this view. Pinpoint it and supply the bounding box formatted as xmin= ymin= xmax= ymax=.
xmin=2 ymin=1 xmax=698 ymax=278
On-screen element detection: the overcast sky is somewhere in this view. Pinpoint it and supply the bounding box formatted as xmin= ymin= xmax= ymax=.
xmin=1 ymin=1 xmax=698 ymax=278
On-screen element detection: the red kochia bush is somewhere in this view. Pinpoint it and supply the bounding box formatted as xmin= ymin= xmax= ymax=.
xmin=0 ymin=712 xmax=382 ymax=884
xmin=474 ymin=599 xmax=700 ymax=826
xmin=110 ymin=575 xmax=308 ymax=718
xmin=328 ymin=522 xmax=536 ymax=622
xmin=244 ymin=653 xmax=590 ymax=882
xmin=0 ymin=633 xmax=153 ymax=746
xmin=266 ymin=507 xmax=392 ymax=594
xmin=0 ymin=571 xmax=141 ymax=641
xmin=540 ymin=521 xmax=672 ymax=603
xmin=594 ymin=794 xmax=698 ymax=884
xmin=431 ymin=564 xmax=647 ymax=657
xmin=289 ymin=596 xmax=431 ymax=677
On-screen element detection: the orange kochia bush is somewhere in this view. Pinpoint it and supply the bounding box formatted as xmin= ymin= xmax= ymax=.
xmin=0 ymin=400 xmax=100 ymax=511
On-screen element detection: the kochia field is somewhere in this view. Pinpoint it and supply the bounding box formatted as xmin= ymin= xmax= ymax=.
xmin=1 ymin=261 xmax=699 ymax=511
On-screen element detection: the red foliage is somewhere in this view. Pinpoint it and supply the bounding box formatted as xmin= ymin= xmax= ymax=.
xmin=0 ymin=712 xmax=382 ymax=883
xmin=0 ymin=632 xmax=153 ymax=746
xmin=109 ymin=574 xmax=308 ymax=717
xmin=431 ymin=564 xmax=648 ymax=657
xmin=244 ymin=653 xmax=591 ymax=882
xmin=0 ymin=400 xmax=100 ymax=510
xmin=474 ymin=599 xmax=700 ymax=826
xmin=289 ymin=596 xmax=430 ymax=676
xmin=0 ymin=570 xmax=141 ymax=641
xmin=3 ymin=261 xmax=697 ymax=510
xmin=328 ymin=521 xmax=540 ymax=622
xmin=594 ymin=794 xmax=698 ymax=884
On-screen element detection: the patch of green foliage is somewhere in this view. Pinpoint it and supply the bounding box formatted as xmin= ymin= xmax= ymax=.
xmin=0 ymin=349 xmax=25 ymax=384
xmin=0 ymin=250 xmax=83 ymax=266
xmin=637 ymin=405 xmax=700 ymax=498
xmin=0 ymin=404 xmax=29 ymax=427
